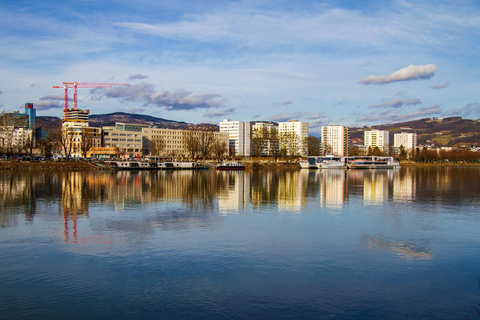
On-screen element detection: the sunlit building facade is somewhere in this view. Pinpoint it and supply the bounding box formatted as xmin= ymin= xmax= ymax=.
xmin=321 ymin=125 xmax=349 ymax=156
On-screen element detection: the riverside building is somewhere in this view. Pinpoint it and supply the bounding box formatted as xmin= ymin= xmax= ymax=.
xmin=321 ymin=125 xmax=349 ymax=156
xmin=364 ymin=130 xmax=390 ymax=152
xmin=220 ymin=119 xmax=251 ymax=157
xmin=278 ymin=120 xmax=309 ymax=156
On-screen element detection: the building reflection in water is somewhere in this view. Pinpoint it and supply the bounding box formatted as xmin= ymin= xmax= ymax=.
xmin=217 ymin=171 xmax=250 ymax=213
xmin=318 ymin=169 xmax=348 ymax=208
xmin=4 ymin=167 xmax=476 ymax=227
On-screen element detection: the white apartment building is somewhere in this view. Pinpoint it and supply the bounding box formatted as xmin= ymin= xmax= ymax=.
xmin=321 ymin=125 xmax=349 ymax=156
xmin=394 ymin=132 xmax=417 ymax=154
xmin=364 ymin=130 xmax=390 ymax=152
xmin=278 ymin=120 xmax=309 ymax=156
xmin=220 ymin=119 xmax=251 ymax=157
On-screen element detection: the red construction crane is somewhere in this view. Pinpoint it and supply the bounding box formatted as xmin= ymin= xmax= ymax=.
xmin=53 ymin=81 xmax=130 ymax=112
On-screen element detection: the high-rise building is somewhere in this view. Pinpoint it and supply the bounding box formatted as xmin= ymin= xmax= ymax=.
xmin=24 ymin=103 xmax=36 ymax=129
xmin=219 ymin=119 xmax=251 ymax=157
xmin=364 ymin=130 xmax=389 ymax=152
xmin=278 ymin=120 xmax=309 ymax=156
xmin=321 ymin=125 xmax=349 ymax=156
xmin=394 ymin=132 xmax=417 ymax=154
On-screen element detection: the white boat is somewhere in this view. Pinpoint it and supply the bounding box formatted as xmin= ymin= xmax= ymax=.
xmin=346 ymin=156 xmax=400 ymax=169
xmin=216 ymin=162 xmax=246 ymax=170
xmin=316 ymin=156 xmax=349 ymax=169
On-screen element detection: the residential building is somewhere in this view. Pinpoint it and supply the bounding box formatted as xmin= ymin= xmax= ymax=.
xmin=364 ymin=130 xmax=390 ymax=152
xmin=251 ymin=121 xmax=278 ymax=156
xmin=220 ymin=119 xmax=251 ymax=157
xmin=278 ymin=120 xmax=309 ymax=156
xmin=394 ymin=132 xmax=417 ymax=155
xmin=321 ymin=125 xmax=349 ymax=156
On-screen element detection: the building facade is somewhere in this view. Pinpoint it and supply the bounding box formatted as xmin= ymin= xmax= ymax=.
xmin=278 ymin=120 xmax=309 ymax=156
xmin=364 ymin=130 xmax=390 ymax=152
xmin=143 ymin=127 xmax=229 ymax=159
xmin=251 ymin=121 xmax=279 ymax=156
xmin=394 ymin=132 xmax=417 ymax=155
xmin=102 ymin=125 xmax=145 ymax=158
xmin=219 ymin=119 xmax=251 ymax=157
xmin=321 ymin=125 xmax=349 ymax=156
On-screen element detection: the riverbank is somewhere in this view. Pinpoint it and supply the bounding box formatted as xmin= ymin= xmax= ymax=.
xmin=0 ymin=161 xmax=95 ymax=170
xmin=1 ymin=160 xmax=479 ymax=171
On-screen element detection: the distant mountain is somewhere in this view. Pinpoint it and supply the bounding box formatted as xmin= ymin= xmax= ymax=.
xmin=350 ymin=117 xmax=480 ymax=147
xmin=88 ymin=112 xmax=190 ymax=129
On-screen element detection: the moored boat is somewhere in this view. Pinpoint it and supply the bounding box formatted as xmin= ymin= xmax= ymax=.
xmin=346 ymin=156 xmax=400 ymax=169
xmin=216 ymin=162 xmax=246 ymax=170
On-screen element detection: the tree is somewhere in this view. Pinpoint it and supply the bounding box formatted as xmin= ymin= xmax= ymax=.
xmin=212 ymin=138 xmax=228 ymax=160
xmin=398 ymin=145 xmax=407 ymax=160
xmin=197 ymin=128 xmax=216 ymax=160
xmin=303 ymin=136 xmax=321 ymax=156
xmin=80 ymin=128 xmax=95 ymax=158
xmin=251 ymin=126 xmax=269 ymax=157
xmin=59 ymin=126 xmax=74 ymax=158
xmin=279 ymin=132 xmax=299 ymax=158
xmin=22 ymin=134 xmax=35 ymax=159
xmin=182 ymin=130 xmax=199 ymax=160
xmin=267 ymin=127 xmax=280 ymax=160
xmin=150 ymin=136 xmax=166 ymax=157
xmin=0 ymin=112 xmax=15 ymax=157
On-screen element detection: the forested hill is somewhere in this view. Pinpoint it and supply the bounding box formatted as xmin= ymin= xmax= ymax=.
xmin=349 ymin=117 xmax=480 ymax=147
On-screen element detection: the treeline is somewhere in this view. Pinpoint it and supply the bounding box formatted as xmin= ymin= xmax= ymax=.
xmin=409 ymin=148 xmax=480 ymax=163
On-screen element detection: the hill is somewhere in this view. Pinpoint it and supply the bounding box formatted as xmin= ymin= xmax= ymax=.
xmin=350 ymin=117 xmax=480 ymax=147
xmin=88 ymin=112 xmax=189 ymax=129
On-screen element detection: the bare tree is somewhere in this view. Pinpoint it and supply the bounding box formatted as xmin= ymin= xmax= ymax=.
xmin=251 ymin=126 xmax=269 ymax=157
xmin=0 ymin=112 xmax=15 ymax=157
xmin=303 ymin=136 xmax=320 ymax=156
xmin=150 ymin=136 xmax=166 ymax=157
xmin=212 ymin=138 xmax=228 ymax=160
xmin=182 ymin=130 xmax=199 ymax=160
xmin=80 ymin=128 xmax=94 ymax=158
xmin=59 ymin=126 xmax=74 ymax=159
xmin=279 ymin=132 xmax=299 ymax=158
xmin=197 ymin=128 xmax=216 ymax=160
xmin=23 ymin=134 xmax=35 ymax=159
xmin=267 ymin=127 xmax=280 ymax=160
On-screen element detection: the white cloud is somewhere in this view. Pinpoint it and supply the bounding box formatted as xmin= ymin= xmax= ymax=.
xmin=360 ymin=64 xmax=438 ymax=85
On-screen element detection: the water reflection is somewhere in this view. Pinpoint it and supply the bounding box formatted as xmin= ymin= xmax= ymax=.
xmin=2 ymin=167 xmax=480 ymax=222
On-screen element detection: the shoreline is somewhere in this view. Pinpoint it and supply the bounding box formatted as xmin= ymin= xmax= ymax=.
xmin=1 ymin=160 xmax=479 ymax=171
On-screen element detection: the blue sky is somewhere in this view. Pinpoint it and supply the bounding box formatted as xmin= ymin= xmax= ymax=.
xmin=1 ymin=0 xmax=479 ymax=135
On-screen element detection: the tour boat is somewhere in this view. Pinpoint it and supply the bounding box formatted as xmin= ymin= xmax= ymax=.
xmin=346 ymin=156 xmax=400 ymax=169
xmin=216 ymin=162 xmax=246 ymax=170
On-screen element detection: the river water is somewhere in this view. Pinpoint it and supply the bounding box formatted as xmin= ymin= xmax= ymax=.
xmin=0 ymin=167 xmax=479 ymax=319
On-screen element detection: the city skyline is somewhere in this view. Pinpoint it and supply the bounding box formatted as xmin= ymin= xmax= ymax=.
xmin=1 ymin=0 xmax=479 ymax=135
